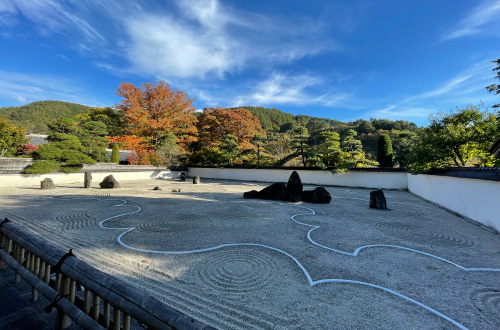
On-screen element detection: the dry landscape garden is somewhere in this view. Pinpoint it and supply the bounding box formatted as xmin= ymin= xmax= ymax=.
xmin=0 ymin=61 xmax=499 ymax=330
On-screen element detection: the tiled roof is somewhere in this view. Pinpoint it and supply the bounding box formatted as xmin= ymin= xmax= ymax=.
xmin=26 ymin=134 xmax=49 ymax=146
xmin=426 ymin=167 xmax=500 ymax=181
xmin=104 ymin=148 xmax=137 ymax=162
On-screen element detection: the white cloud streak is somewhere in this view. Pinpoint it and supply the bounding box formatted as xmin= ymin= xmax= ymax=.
xmin=369 ymin=60 xmax=498 ymax=120
xmin=440 ymin=0 xmax=500 ymax=41
xmin=233 ymin=72 xmax=349 ymax=107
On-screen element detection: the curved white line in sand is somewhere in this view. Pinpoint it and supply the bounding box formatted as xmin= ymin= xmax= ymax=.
xmin=279 ymin=202 xmax=500 ymax=272
xmin=48 ymin=194 xmax=492 ymax=330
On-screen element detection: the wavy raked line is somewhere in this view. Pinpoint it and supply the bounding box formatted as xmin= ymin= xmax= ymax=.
xmin=50 ymin=194 xmax=500 ymax=330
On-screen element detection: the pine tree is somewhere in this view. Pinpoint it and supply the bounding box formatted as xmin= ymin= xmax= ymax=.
xmin=111 ymin=143 xmax=120 ymax=164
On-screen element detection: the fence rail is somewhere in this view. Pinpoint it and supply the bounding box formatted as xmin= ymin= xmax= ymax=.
xmin=0 ymin=219 xmax=216 ymax=330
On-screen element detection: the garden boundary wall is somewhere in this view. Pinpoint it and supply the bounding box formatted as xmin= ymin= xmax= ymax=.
xmin=407 ymin=174 xmax=500 ymax=233
xmin=0 ymin=170 xmax=180 ymax=187
xmin=186 ymin=167 xmax=408 ymax=189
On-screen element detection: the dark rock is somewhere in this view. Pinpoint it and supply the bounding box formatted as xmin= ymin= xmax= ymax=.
xmin=243 ymin=190 xmax=259 ymax=199
xmin=40 ymin=178 xmax=54 ymax=190
xmin=153 ymin=186 xmax=161 ymax=191
xmin=180 ymin=172 xmax=186 ymax=181
xmin=84 ymin=171 xmax=92 ymax=189
xmin=193 ymin=176 xmax=200 ymax=184
xmin=244 ymin=183 xmax=288 ymax=201
xmin=99 ymin=175 xmax=120 ymax=189
xmin=369 ymin=190 xmax=387 ymax=209
xmin=287 ymin=171 xmax=303 ymax=202
xmin=301 ymin=187 xmax=332 ymax=204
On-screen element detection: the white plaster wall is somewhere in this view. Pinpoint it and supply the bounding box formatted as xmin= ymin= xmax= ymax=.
xmin=187 ymin=167 xmax=408 ymax=189
xmin=407 ymin=174 xmax=500 ymax=233
xmin=0 ymin=171 xmax=174 ymax=187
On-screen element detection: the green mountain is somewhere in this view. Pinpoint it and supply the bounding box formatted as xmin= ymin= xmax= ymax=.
xmin=0 ymin=100 xmax=90 ymax=134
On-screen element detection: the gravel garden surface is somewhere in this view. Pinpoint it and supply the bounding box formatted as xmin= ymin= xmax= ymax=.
xmin=1 ymin=178 xmax=499 ymax=330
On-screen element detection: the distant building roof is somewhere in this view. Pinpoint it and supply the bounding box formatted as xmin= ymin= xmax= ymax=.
xmin=104 ymin=148 xmax=137 ymax=162
xmin=26 ymin=134 xmax=49 ymax=146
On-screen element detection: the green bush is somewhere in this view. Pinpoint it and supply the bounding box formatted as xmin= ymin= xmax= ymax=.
xmin=377 ymin=134 xmax=393 ymax=167
xmin=24 ymin=160 xmax=61 ymax=174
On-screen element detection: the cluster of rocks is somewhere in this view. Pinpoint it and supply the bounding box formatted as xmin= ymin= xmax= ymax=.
xmin=243 ymin=171 xmax=332 ymax=204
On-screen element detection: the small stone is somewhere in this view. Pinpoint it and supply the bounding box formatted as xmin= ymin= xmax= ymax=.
xmin=41 ymin=178 xmax=54 ymax=190
xmin=84 ymin=171 xmax=92 ymax=189
xmin=369 ymin=189 xmax=387 ymax=209
xmin=153 ymin=186 xmax=162 ymax=191
xmin=99 ymin=175 xmax=120 ymax=189
xmin=193 ymin=176 xmax=200 ymax=184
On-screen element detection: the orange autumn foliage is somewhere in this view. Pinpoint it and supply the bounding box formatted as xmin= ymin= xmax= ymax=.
xmin=197 ymin=107 xmax=265 ymax=150
xmin=116 ymin=81 xmax=197 ymax=151
xmin=107 ymin=135 xmax=151 ymax=165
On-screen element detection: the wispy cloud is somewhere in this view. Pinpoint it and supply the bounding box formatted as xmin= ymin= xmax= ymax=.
xmin=440 ymin=0 xmax=500 ymax=41
xmin=0 ymin=71 xmax=112 ymax=107
xmin=369 ymin=60 xmax=498 ymax=120
xmin=232 ymin=72 xmax=349 ymax=107
xmin=2 ymin=0 xmax=338 ymax=80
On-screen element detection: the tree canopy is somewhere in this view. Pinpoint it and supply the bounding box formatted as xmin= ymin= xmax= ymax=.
xmin=116 ymin=81 xmax=197 ymax=150
xmin=0 ymin=118 xmax=27 ymax=157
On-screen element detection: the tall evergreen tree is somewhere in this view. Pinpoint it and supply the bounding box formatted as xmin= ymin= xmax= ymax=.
xmin=318 ymin=131 xmax=342 ymax=167
xmin=377 ymin=134 xmax=394 ymax=167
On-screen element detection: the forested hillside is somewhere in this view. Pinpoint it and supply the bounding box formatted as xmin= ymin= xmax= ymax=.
xmin=0 ymin=101 xmax=89 ymax=134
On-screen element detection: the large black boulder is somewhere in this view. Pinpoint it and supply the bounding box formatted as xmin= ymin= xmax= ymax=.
xmin=243 ymin=183 xmax=288 ymax=201
xmin=99 ymin=175 xmax=120 ymax=189
xmin=369 ymin=190 xmax=387 ymax=209
xmin=287 ymin=171 xmax=303 ymax=202
xmin=301 ymin=187 xmax=332 ymax=204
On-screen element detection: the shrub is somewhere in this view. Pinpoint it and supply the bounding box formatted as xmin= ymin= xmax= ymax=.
xmin=24 ymin=160 xmax=61 ymax=174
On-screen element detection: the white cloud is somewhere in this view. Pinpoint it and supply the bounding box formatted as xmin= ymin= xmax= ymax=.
xmin=232 ymin=72 xmax=349 ymax=107
xmin=0 ymin=71 xmax=112 ymax=107
xmin=440 ymin=0 xmax=500 ymax=41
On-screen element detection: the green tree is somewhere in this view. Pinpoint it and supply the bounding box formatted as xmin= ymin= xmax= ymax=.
xmin=407 ymin=105 xmax=499 ymax=173
xmin=0 ymin=118 xmax=27 ymax=157
xmin=219 ymin=134 xmax=240 ymax=165
xmin=111 ymin=143 xmax=120 ymax=164
xmin=76 ymin=107 xmax=125 ymax=136
xmin=251 ymin=134 xmax=266 ymax=167
xmin=317 ymin=131 xmax=342 ymax=167
xmin=377 ymin=134 xmax=394 ymax=167
xmin=156 ymin=133 xmax=179 ymax=166
xmin=77 ymin=121 xmax=109 ymax=162
xmin=293 ymin=127 xmax=310 ymax=167
xmin=486 ymin=58 xmax=500 ymax=108
xmin=341 ymin=129 xmax=364 ymax=160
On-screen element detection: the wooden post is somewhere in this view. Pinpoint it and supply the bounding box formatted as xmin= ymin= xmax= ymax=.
xmin=103 ymin=302 xmax=110 ymax=328
xmin=55 ymin=273 xmax=62 ymax=291
xmin=14 ymin=245 xmax=20 ymax=283
xmin=31 ymin=256 xmax=41 ymax=301
xmin=113 ymin=307 xmax=120 ymax=330
xmin=0 ymin=234 xmax=5 ymax=269
xmin=91 ymin=294 xmax=100 ymax=321
xmin=43 ymin=263 xmax=51 ymax=284
xmin=56 ymin=276 xmax=72 ymax=329
xmin=69 ymin=280 xmax=76 ymax=304
xmin=123 ymin=313 xmax=130 ymax=330
xmin=84 ymin=289 xmax=91 ymax=315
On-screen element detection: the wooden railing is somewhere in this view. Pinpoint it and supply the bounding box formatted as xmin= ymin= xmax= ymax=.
xmin=0 ymin=219 xmax=216 ymax=330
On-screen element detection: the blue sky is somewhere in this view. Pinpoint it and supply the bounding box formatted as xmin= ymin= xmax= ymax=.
xmin=0 ymin=0 xmax=499 ymax=126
